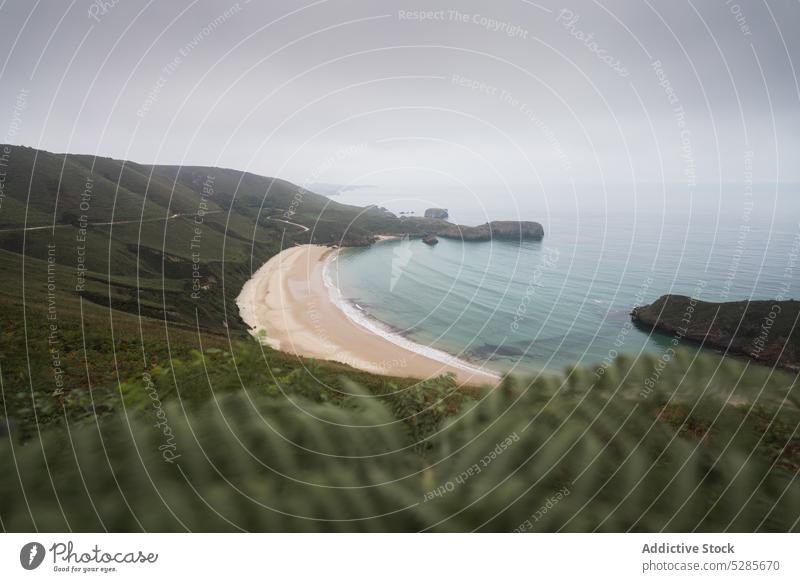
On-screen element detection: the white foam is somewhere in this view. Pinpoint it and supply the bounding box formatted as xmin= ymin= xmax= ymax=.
xmin=323 ymin=252 xmax=501 ymax=380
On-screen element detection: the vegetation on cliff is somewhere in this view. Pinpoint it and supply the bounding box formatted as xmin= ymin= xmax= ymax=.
xmin=430 ymin=219 xmax=544 ymax=241
xmin=632 ymin=295 xmax=799 ymax=371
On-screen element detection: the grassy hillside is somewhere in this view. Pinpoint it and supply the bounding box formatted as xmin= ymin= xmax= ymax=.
xmin=1 ymin=349 xmax=797 ymax=531
xmin=0 ymin=145 xmax=468 ymax=439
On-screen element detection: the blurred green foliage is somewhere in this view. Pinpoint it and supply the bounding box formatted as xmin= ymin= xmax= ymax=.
xmin=1 ymin=348 xmax=797 ymax=532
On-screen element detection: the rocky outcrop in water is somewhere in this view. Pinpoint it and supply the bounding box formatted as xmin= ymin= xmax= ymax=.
xmin=422 ymin=234 xmax=439 ymax=245
xmin=430 ymin=220 xmax=544 ymax=242
xmin=365 ymin=218 xmax=544 ymax=244
xmin=632 ymin=295 xmax=800 ymax=371
xmin=424 ymin=208 xmax=449 ymax=220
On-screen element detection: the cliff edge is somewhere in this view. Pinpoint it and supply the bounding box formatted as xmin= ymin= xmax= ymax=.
xmin=632 ymin=295 xmax=799 ymax=371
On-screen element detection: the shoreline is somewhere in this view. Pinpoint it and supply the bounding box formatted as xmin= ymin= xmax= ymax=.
xmin=235 ymin=244 xmax=500 ymax=386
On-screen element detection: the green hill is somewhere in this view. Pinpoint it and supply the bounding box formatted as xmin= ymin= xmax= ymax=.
xmin=0 ymin=145 xmax=455 ymax=439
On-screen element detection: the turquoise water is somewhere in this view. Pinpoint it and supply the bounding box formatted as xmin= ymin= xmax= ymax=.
xmin=329 ymin=189 xmax=800 ymax=375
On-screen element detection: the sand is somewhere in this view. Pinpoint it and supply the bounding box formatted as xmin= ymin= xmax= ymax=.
xmin=235 ymin=244 xmax=499 ymax=386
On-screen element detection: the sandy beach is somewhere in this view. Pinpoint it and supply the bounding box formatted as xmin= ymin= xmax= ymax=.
xmin=236 ymin=244 xmax=499 ymax=385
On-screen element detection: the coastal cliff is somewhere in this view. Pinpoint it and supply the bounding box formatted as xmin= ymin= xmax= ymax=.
xmin=335 ymin=217 xmax=545 ymax=247
xmin=424 ymin=208 xmax=449 ymax=219
xmin=632 ymin=295 xmax=800 ymax=371
xmin=426 ymin=220 xmax=544 ymax=242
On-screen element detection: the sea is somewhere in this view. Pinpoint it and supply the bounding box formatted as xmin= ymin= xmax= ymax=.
xmin=323 ymin=184 xmax=800 ymax=375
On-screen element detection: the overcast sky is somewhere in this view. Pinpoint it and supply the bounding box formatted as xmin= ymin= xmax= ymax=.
xmin=1 ymin=0 xmax=798 ymax=201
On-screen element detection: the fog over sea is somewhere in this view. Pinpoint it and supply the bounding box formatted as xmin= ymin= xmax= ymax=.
xmin=325 ymin=183 xmax=800 ymax=374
